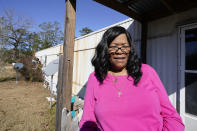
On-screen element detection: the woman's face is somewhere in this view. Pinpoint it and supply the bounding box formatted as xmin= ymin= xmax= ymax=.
xmin=108 ymin=33 xmax=130 ymax=71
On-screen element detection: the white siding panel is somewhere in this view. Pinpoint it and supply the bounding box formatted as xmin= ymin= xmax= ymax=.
xmin=35 ymin=44 xmax=60 ymax=57
xmin=72 ymin=49 xmax=95 ymax=95
xmin=147 ymin=34 xmax=177 ymax=106
xmin=74 ymin=18 xmax=135 ymax=51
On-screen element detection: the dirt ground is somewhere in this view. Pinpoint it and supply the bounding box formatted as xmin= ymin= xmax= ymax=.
xmin=0 ymin=81 xmax=55 ymax=131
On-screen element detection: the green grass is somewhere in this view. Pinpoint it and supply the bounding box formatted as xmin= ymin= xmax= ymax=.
xmin=47 ymin=102 xmax=56 ymax=131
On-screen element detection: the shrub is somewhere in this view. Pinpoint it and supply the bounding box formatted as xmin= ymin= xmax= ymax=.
xmin=19 ymin=56 xmax=44 ymax=82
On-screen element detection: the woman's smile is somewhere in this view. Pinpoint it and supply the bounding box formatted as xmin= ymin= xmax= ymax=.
xmin=112 ymin=56 xmax=127 ymax=62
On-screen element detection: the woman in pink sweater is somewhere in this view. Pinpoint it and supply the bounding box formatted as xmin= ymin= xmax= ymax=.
xmin=80 ymin=26 xmax=185 ymax=131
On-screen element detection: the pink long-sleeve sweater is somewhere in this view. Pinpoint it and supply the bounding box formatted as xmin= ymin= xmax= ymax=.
xmin=80 ymin=64 xmax=185 ymax=131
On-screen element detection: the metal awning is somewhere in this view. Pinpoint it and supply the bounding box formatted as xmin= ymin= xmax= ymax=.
xmin=94 ymin=0 xmax=197 ymax=22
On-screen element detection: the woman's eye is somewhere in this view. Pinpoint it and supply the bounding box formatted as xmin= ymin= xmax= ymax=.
xmin=122 ymin=46 xmax=129 ymax=48
xmin=110 ymin=46 xmax=117 ymax=48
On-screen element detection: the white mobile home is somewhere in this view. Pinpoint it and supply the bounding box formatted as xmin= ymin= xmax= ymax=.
xmin=35 ymin=44 xmax=61 ymax=94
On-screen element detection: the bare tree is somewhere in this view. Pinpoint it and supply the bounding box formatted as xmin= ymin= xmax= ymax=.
xmin=38 ymin=21 xmax=63 ymax=49
xmin=0 ymin=9 xmax=32 ymax=60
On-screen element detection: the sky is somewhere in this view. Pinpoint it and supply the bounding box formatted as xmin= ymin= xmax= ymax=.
xmin=0 ymin=0 xmax=129 ymax=37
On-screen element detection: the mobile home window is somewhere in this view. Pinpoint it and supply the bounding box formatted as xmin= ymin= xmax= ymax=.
xmin=185 ymin=28 xmax=197 ymax=116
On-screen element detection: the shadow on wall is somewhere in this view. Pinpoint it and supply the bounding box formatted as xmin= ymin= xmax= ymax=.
xmin=127 ymin=20 xmax=141 ymax=58
xmin=77 ymin=82 xmax=87 ymax=100
xmin=127 ymin=20 xmax=184 ymax=98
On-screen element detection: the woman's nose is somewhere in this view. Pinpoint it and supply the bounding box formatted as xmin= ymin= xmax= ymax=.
xmin=115 ymin=47 xmax=123 ymax=54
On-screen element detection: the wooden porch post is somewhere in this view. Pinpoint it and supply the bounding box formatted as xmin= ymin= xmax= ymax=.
xmin=55 ymin=0 xmax=76 ymax=130
xmin=62 ymin=0 xmax=76 ymax=111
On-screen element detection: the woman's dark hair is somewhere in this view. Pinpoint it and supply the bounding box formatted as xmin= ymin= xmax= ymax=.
xmin=91 ymin=26 xmax=142 ymax=85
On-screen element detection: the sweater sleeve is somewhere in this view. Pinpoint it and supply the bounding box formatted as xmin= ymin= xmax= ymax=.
xmin=79 ymin=73 xmax=98 ymax=131
xmin=148 ymin=65 xmax=185 ymax=131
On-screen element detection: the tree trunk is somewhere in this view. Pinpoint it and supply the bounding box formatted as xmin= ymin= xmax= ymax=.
xmin=13 ymin=43 xmax=19 ymax=60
